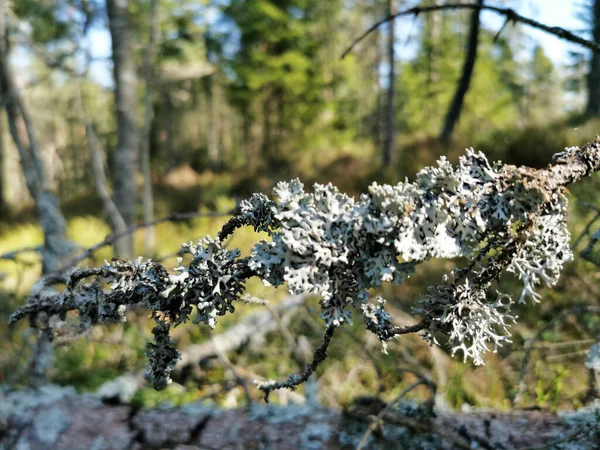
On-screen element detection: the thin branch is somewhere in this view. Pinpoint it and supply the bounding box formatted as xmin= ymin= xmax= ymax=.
xmin=396 ymin=367 xmax=437 ymax=399
xmin=493 ymin=15 xmax=511 ymax=43
xmin=0 ymin=246 xmax=43 ymax=262
xmin=256 ymin=325 xmax=335 ymax=402
xmin=579 ymin=201 xmax=600 ymax=214
xmin=389 ymin=320 xmax=429 ymax=337
xmin=573 ymin=204 xmax=600 ymax=248
xmin=64 ymin=211 xmax=232 ymax=270
xmin=75 ymin=82 xmax=128 ymax=238
xmin=217 ymin=213 xmax=249 ymax=242
xmin=341 ymin=3 xmax=600 ymax=59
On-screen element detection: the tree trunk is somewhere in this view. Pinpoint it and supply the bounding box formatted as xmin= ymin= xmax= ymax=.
xmin=207 ymin=74 xmax=221 ymax=169
xmin=75 ymin=85 xmax=128 ymax=238
xmin=0 ymin=7 xmax=72 ymax=275
xmin=425 ymin=0 xmax=441 ymax=123
xmin=87 ymin=122 xmax=128 ymax=236
xmin=587 ymin=0 xmax=600 ymax=116
xmin=262 ymin=94 xmax=272 ymax=161
xmin=383 ymin=0 xmax=396 ymax=168
xmin=0 ymin=109 xmax=4 ymax=213
xmin=141 ymin=0 xmax=158 ymax=252
xmin=107 ymin=0 xmax=139 ymax=258
xmin=439 ymin=0 xmax=483 ymax=144
xmin=0 ymin=2 xmax=73 ymax=384
xmin=370 ymin=26 xmax=382 ymax=150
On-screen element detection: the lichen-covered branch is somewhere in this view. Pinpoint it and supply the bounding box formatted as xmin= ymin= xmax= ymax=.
xmin=9 ymin=138 xmax=600 ymax=396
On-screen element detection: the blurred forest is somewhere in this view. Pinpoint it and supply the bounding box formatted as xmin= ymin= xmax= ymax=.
xmin=1 ymin=0 xmax=600 ymax=415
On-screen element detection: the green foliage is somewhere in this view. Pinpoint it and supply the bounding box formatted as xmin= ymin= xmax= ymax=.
xmin=396 ymin=18 xmax=558 ymax=141
xmin=12 ymin=0 xmax=72 ymax=44
xmin=224 ymin=0 xmax=370 ymax=163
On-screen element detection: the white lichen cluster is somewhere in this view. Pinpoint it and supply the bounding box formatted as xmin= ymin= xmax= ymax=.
xmin=13 ymin=140 xmax=596 ymax=392
xmin=238 ymin=150 xmax=572 ymax=364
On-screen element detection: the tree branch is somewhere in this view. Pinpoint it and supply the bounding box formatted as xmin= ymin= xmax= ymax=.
xmin=10 ymin=138 xmax=600 ymax=398
xmin=255 ymin=325 xmax=335 ymax=402
xmin=341 ymin=3 xmax=600 ymax=59
xmin=64 ymin=210 xmax=232 ymax=270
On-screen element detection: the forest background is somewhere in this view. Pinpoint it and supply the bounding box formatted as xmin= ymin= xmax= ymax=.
xmin=1 ymin=0 xmax=600 ymax=413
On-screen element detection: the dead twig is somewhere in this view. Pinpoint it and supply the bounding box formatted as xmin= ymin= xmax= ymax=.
xmin=342 ymin=3 xmax=600 ymax=59
xmin=256 ymin=325 xmax=335 ymax=402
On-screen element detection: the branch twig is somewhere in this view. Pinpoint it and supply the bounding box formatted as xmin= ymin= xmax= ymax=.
xmin=64 ymin=211 xmax=232 ymax=269
xmin=0 ymin=246 xmax=43 ymax=262
xmin=341 ymin=3 xmax=600 ymax=59
xmin=256 ymin=325 xmax=335 ymax=402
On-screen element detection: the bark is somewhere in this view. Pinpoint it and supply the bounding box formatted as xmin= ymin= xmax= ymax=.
xmin=141 ymin=0 xmax=158 ymax=252
xmin=587 ymin=0 xmax=600 ymax=116
xmin=439 ymin=0 xmax=484 ymax=144
xmin=1 ymin=385 xmax=595 ymax=450
xmin=383 ymin=0 xmax=396 ymax=167
xmin=107 ymin=0 xmax=139 ymax=258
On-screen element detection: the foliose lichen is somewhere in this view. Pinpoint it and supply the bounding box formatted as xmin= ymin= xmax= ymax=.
xmin=10 ymin=139 xmax=600 ymax=393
